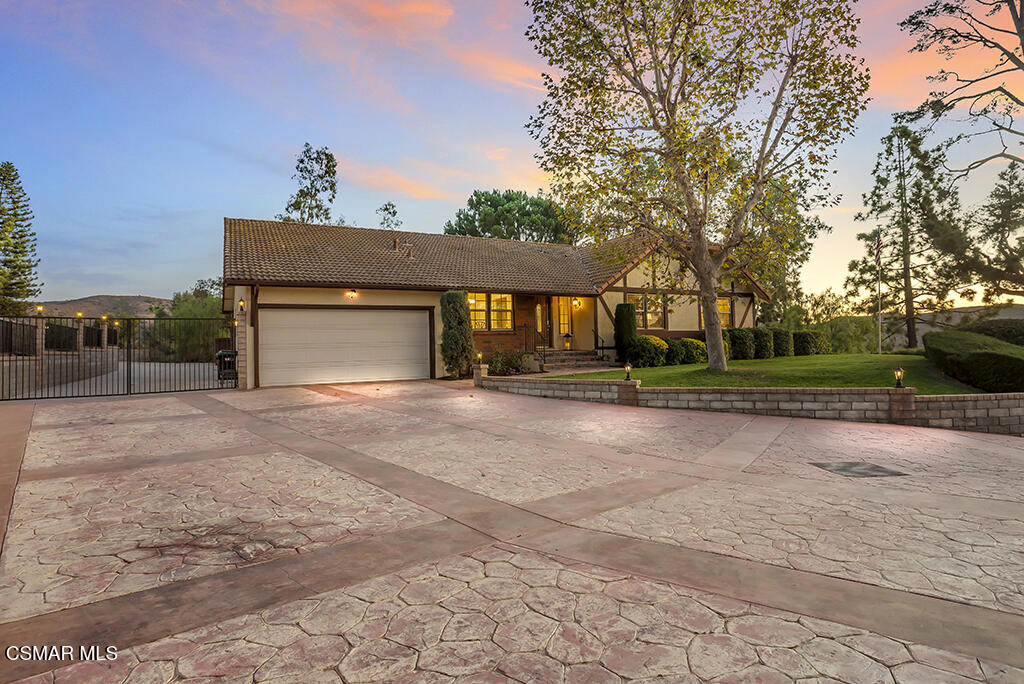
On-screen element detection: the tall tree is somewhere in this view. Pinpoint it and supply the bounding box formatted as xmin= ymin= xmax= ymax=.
xmin=526 ymin=0 xmax=869 ymax=370
xmin=377 ymin=201 xmax=402 ymax=231
xmin=900 ymin=0 xmax=1023 ymax=176
xmin=277 ymin=143 xmax=344 ymax=225
xmin=0 ymin=161 xmax=42 ymax=315
xmin=927 ymin=161 xmax=1024 ymax=300
xmin=444 ymin=189 xmax=579 ymax=244
xmin=845 ymin=126 xmax=967 ymax=348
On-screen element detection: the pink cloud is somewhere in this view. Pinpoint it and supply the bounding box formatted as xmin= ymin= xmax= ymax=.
xmin=336 ymin=155 xmax=460 ymax=200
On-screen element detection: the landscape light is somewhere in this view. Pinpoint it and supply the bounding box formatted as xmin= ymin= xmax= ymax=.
xmin=113 ymin=321 xmax=119 ymax=327
xmin=345 ymin=289 xmax=358 ymax=299
xmin=476 ymin=352 xmax=483 ymax=362
xmin=35 ymin=305 xmax=43 ymax=313
xmin=101 ymin=315 xmax=107 ymax=321
xmin=625 ymin=362 xmax=632 ymax=381
xmin=894 ymin=367 xmax=905 ymax=388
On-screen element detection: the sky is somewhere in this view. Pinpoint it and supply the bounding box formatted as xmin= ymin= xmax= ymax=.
xmin=0 ymin=0 xmax=1013 ymax=302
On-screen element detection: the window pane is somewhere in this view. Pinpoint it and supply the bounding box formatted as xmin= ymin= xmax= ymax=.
xmin=491 ymin=293 xmax=512 ymax=310
xmin=471 ymin=311 xmax=488 ymax=330
xmin=646 ymin=296 xmax=664 ymax=328
xmin=468 ymin=292 xmax=487 ymax=311
xmin=491 ymin=311 xmax=512 ymax=330
xmin=558 ymin=296 xmax=571 ymax=334
xmin=718 ymin=297 xmax=731 ymax=327
xmin=627 ymin=294 xmax=644 ymax=328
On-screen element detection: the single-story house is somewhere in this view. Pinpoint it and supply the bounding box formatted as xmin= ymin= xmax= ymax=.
xmin=222 ymin=218 xmax=769 ymax=388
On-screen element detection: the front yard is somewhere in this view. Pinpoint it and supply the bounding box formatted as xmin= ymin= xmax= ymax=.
xmin=553 ymin=352 xmax=982 ymax=395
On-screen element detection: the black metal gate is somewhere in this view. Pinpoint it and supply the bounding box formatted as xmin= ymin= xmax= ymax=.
xmin=1 ymin=316 xmax=237 ymax=400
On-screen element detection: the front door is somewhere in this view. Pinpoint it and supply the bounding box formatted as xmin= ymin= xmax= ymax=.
xmin=535 ymin=299 xmax=547 ymax=347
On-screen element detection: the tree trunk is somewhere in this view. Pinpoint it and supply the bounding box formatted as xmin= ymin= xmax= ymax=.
xmin=897 ymin=141 xmax=917 ymax=349
xmin=701 ymin=291 xmax=728 ymax=371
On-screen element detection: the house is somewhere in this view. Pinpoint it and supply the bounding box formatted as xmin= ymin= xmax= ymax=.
xmin=221 ymin=218 xmax=769 ymax=388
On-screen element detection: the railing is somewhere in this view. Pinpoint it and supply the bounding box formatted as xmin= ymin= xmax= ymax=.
xmin=534 ymin=330 xmax=547 ymax=365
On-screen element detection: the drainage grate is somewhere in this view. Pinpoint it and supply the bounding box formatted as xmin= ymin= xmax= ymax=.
xmin=810 ymin=461 xmax=908 ymax=478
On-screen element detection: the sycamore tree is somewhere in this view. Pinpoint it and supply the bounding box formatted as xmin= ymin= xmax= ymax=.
xmin=845 ymin=125 xmax=968 ymax=348
xmin=377 ymin=202 xmax=402 ymax=231
xmin=444 ymin=189 xmax=579 ymax=244
xmin=526 ymin=0 xmax=870 ymax=370
xmin=277 ymin=143 xmax=345 ymax=225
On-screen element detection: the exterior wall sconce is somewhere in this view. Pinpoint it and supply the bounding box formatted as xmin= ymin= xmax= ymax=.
xmin=571 ymin=298 xmax=582 ymax=310
xmin=625 ymin=362 xmax=632 ymax=381
xmin=345 ymin=289 xmax=358 ymax=300
xmin=237 ymin=299 xmax=245 ymax=312
xmin=894 ymin=367 xmax=904 ymax=388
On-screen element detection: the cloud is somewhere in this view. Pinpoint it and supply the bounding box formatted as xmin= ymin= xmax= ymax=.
xmin=336 ymin=155 xmax=460 ymax=200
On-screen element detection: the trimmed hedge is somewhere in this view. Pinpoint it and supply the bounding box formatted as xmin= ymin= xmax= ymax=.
xmin=960 ymin=319 xmax=1024 ymax=347
xmin=440 ymin=290 xmax=473 ymax=378
xmin=727 ymin=328 xmax=755 ymax=360
xmin=664 ymin=338 xmax=685 ymax=365
xmin=793 ymin=330 xmax=830 ymax=356
xmin=679 ymin=337 xmax=708 ymax=364
xmin=630 ymin=335 xmax=668 ymax=367
xmin=751 ymin=327 xmax=774 ymax=359
xmin=614 ymin=303 xmax=638 ymax=363
xmin=923 ymin=330 xmax=1024 ymax=392
xmin=771 ymin=328 xmax=794 ymax=357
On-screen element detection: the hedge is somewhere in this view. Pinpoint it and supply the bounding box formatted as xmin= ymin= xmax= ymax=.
xmin=771 ymin=328 xmax=794 ymax=357
xmin=694 ymin=330 xmax=732 ymax=360
xmin=678 ymin=337 xmax=708 ymax=364
xmin=923 ymin=330 xmax=1024 ymax=392
xmin=726 ymin=328 xmax=755 ymax=360
xmin=630 ymin=335 xmax=668 ymax=367
xmin=960 ymin=319 xmax=1024 ymax=347
xmin=664 ymin=338 xmax=685 ymax=365
xmin=793 ymin=330 xmax=829 ymax=356
xmin=751 ymin=327 xmax=774 ymax=359
xmin=440 ymin=290 xmax=473 ymax=378
xmin=614 ymin=303 xmax=639 ymax=363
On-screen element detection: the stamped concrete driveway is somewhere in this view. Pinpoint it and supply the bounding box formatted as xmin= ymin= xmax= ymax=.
xmin=2 ymin=381 xmax=1024 ymax=682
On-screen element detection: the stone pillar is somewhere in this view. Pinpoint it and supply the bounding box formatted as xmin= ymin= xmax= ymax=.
xmin=617 ymin=380 xmax=641 ymax=406
xmin=234 ymin=310 xmax=248 ymax=390
xmin=888 ymin=388 xmax=917 ymax=425
xmin=34 ymin=318 xmax=45 ymax=391
xmin=473 ymin=363 xmax=489 ymax=387
xmin=99 ymin=321 xmax=109 ymax=349
xmin=74 ymin=320 xmax=84 ymax=353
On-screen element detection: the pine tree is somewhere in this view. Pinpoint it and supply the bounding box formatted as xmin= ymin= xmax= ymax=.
xmin=844 ymin=126 xmax=966 ymax=348
xmin=0 ymin=162 xmax=42 ymax=315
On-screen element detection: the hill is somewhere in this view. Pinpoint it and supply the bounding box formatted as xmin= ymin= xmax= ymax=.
xmin=37 ymin=295 xmax=172 ymax=318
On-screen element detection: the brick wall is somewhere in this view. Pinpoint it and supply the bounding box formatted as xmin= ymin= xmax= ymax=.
xmin=914 ymin=393 xmax=1024 ymax=435
xmin=473 ymin=366 xmax=1023 ymax=436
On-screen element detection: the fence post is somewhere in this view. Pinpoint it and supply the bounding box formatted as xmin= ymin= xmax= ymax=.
xmin=35 ymin=317 xmax=45 ymax=393
xmin=99 ymin=321 xmax=108 ymax=349
xmin=74 ymin=319 xmax=84 ymax=353
xmin=234 ymin=310 xmax=248 ymax=390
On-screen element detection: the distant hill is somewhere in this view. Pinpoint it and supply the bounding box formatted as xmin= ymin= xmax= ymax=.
xmin=37 ymin=295 xmax=173 ymax=318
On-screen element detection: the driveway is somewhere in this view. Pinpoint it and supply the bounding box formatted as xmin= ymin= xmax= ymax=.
xmin=1 ymin=381 xmax=1023 ymax=682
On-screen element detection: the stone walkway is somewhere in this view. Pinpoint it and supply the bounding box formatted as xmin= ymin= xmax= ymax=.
xmin=1 ymin=381 xmax=1023 ymax=682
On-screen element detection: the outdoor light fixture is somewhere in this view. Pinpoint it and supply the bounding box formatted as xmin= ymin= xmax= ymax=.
xmin=345 ymin=289 xmax=358 ymax=299
xmin=101 ymin=315 xmax=107 ymax=321
xmin=571 ymin=297 xmax=582 ymax=310
xmin=477 ymin=352 xmax=483 ymax=363
xmin=563 ymin=333 xmax=573 ymax=349
xmin=237 ymin=299 xmax=245 ymax=311
xmin=35 ymin=305 xmax=43 ymax=313
xmin=894 ymin=367 xmax=905 ymax=388
xmin=76 ymin=312 xmax=83 ymax=318
xmin=113 ymin=321 xmax=120 ymax=327
xmin=233 ymin=320 xmax=238 ymax=327
xmin=625 ymin=362 xmax=632 ymax=381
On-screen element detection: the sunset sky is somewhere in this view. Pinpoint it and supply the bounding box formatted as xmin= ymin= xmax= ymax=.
xmin=1 ymin=0 xmax=1010 ymax=302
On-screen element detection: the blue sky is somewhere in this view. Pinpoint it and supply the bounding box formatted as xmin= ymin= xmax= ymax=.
xmin=0 ymin=0 xmax=1008 ymax=302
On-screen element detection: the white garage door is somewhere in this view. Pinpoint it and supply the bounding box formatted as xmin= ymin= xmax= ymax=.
xmin=259 ymin=308 xmax=431 ymax=386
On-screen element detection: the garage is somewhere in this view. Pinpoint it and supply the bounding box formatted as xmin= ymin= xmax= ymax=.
xmin=257 ymin=307 xmax=433 ymax=386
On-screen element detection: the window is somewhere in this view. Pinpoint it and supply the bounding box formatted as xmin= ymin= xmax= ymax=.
xmin=628 ymin=293 xmax=664 ymax=329
xmin=699 ymin=297 xmax=733 ymax=328
xmin=556 ymin=296 xmax=572 ymax=334
xmin=468 ymin=292 xmax=487 ymax=330
xmin=490 ymin=294 xmax=513 ymax=330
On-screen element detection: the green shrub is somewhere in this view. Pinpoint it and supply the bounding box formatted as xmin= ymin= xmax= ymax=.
xmin=614 ymin=303 xmax=639 ymax=364
xmin=793 ymin=330 xmax=830 ymax=356
xmin=678 ymin=337 xmax=708 ymax=364
xmin=771 ymin=328 xmax=794 ymax=357
xmin=924 ymin=330 xmax=1024 ymax=392
xmin=487 ymin=348 xmax=528 ymax=376
xmin=892 ymin=347 xmax=926 ymax=356
xmin=751 ymin=327 xmax=774 ymax=359
xmin=694 ymin=329 xmax=732 ymax=360
xmin=440 ymin=290 xmax=473 ymax=378
xmin=664 ymin=338 xmax=685 ymax=365
xmin=726 ymin=328 xmax=755 ymax=360
xmin=960 ymin=319 xmax=1024 ymax=347
xmin=629 ymin=334 xmax=668 ymax=367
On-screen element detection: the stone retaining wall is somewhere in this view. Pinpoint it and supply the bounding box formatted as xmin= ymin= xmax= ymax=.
xmin=473 ymin=365 xmax=1023 ymax=436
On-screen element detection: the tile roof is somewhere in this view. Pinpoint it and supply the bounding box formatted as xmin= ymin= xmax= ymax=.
xmin=222 ymin=218 xmax=656 ymax=296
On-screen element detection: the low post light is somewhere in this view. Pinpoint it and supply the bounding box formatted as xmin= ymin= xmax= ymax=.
xmin=894 ymin=367 xmax=905 ymax=388
xmin=625 ymin=362 xmax=632 ymax=381
xmin=476 ymin=352 xmax=483 ymax=363
xmin=76 ymin=312 xmax=83 ymax=318
xmin=113 ymin=321 xmax=120 ymax=327
xmin=35 ymin=305 xmax=44 ymax=313
xmin=101 ymin=315 xmax=107 ymax=321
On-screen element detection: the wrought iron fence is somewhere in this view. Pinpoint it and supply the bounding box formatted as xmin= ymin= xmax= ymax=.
xmin=0 ymin=316 xmax=237 ymax=400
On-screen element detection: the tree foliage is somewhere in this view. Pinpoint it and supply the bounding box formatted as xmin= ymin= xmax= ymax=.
xmin=924 ymin=161 xmax=1024 ymax=300
xmin=150 ymin=278 xmax=225 ymax=319
xmin=277 ymin=143 xmax=344 ymax=225
xmin=900 ymin=0 xmax=1023 ymax=176
xmin=526 ymin=0 xmax=870 ymax=370
xmin=444 ymin=189 xmax=579 ymax=244
xmin=0 ymin=161 xmax=42 ymax=315
xmin=377 ymin=202 xmax=402 ymax=231
xmin=440 ymin=290 xmax=474 ymax=378
xmin=845 ymin=125 xmax=967 ymax=348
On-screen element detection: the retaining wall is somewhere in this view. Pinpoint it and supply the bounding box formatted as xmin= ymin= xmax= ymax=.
xmin=473 ymin=365 xmax=1023 ymax=436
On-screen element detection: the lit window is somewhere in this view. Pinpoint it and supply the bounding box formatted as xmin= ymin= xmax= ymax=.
xmin=490 ymin=293 xmax=513 ymax=330
xmin=699 ymin=297 xmax=733 ymax=328
xmin=627 ymin=294 xmax=644 ymax=329
xmin=628 ymin=293 xmax=663 ymax=329
xmin=556 ymin=296 xmax=572 ymax=334
xmin=468 ymin=292 xmax=487 ymax=330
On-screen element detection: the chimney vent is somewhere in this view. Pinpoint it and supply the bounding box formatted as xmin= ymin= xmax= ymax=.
xmin=393 ymin=237 xmax=399 ymax=251
xmin=403 ymin=243 xmax=413 ymax=259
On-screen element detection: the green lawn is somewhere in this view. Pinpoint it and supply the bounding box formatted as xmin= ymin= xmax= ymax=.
xmin=553 ymin=353 xmax=982 ymax=395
